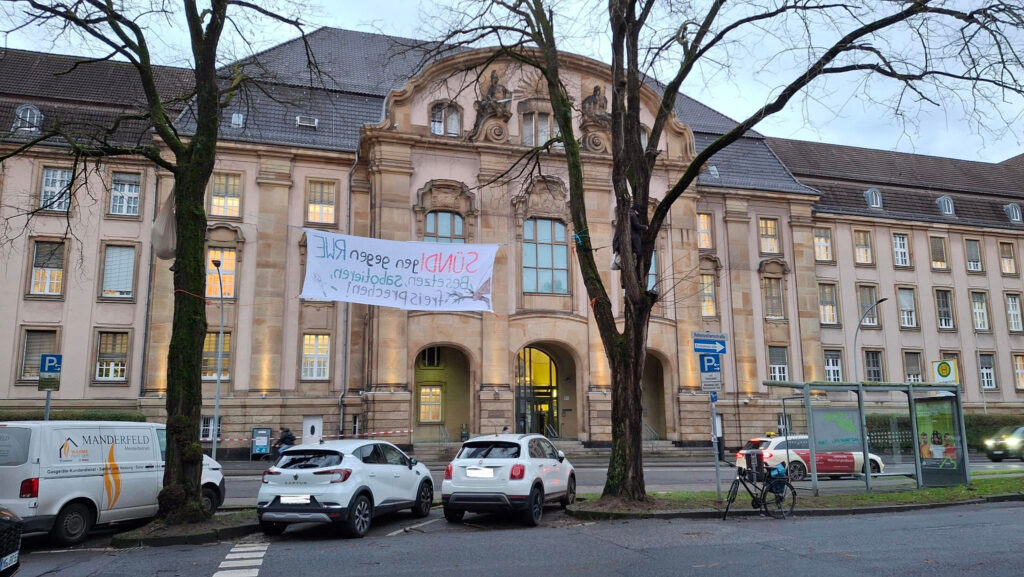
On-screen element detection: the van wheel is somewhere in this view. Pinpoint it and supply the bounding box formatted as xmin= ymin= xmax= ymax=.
xmin=259 ymin=521 xmax=286 ymax=536
xmin=52 ymin=502 xmax=94 ymax=545
xmin=202 ymin=486 xmax=220 ymax=514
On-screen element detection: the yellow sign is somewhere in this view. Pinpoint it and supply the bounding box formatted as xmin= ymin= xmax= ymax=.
xmin=932 ymin=360 xmax=958 ymax=384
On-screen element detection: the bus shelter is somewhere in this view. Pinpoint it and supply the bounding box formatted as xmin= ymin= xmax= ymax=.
xmin=762 ymin=381 xmax=969 ymax=495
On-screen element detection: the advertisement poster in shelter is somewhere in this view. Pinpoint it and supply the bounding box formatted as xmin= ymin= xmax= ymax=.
xmin=300 ymin=228 xmax=500 ymax=312
xmin=914 ymin=397 xmax=967 ymax=487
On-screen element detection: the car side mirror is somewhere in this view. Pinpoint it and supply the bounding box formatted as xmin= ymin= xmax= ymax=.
xmin=409 ymin=458 xmax=418 ymax=469
xmin=557 ymin=450 xmax=565 ymax=463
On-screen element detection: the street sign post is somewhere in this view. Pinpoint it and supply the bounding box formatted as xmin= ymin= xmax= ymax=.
xmin=38 ymin=354 xmax=62 ymax=421
xmin=699 ymin=353 xmax=723 ymax=391
xmin=692 ymin=331 xmax=728 ymax=355
xmin=693 ymin=332 xmax=729 ymax=503
xmin=710 ymin=391 xmax=722 ymax=501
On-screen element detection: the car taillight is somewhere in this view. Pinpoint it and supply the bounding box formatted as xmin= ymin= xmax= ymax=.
xmin=262 ymin=469 xmax=281 ymax=484
xmin=20 ymin=477 xmax=38 ymax=498
xmin=314 ymin=468 xmax=352 ymax=483
xmin=510 ymin=464 xmax=525 ymax=480
xmin=444 ymin=464 xmax=453 ymax=480
xmin=736 ymin=451 xmax=744 ymax=460
xmin=763 ymin=451 xmax=773 ymax=460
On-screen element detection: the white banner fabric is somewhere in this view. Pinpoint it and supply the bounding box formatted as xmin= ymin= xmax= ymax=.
xmin=300 ymin=228 xmax=500 ymax=312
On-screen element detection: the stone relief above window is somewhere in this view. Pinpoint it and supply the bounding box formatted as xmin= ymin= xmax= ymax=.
xmin=413 ymin=180 xmax=477 ymax=241
xmin=511 ymin=176 xmax=570 ymax=239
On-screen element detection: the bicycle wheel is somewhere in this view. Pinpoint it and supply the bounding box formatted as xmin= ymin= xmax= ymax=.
xmin=723 ymin=478 xmax=741 ymax=520
xmin=761 ymin=479 xmax=796 ymax=519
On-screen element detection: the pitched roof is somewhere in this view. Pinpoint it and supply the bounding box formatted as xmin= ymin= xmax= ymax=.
xmin=695 ymin=133 xmax=817 ymax=195
xmin=1004 ymin=152 xmax=1024 ymax=169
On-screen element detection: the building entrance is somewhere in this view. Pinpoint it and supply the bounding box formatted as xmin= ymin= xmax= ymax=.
xmin=515 ymin=347 xmax=559 ymax=436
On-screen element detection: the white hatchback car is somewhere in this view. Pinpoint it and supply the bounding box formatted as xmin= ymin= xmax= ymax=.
xmin=441 ymin=434 xmax=575 ymax=526
xmin=736 ymin=434 xmax=885 ymax=481
xmin=257 ymin=440 xmax=433 ymax=538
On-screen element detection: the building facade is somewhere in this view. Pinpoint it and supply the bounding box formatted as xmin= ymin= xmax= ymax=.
xmin=2 ymin=28 xmax=1021 ymax=457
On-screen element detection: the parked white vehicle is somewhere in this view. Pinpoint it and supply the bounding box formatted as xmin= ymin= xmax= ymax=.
xmin=441 ymin=434 xmax=575 ymax=526
xmin=0 ymin=421 xmax=225 ymax=545
xmin=736 ymin=434 xmax=885 ymax=481
xmin=257 ymin=440 xmax=433 ymax=538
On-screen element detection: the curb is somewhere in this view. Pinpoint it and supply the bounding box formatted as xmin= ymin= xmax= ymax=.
xmin=566 ymin=494 xmax=1024 ymax=521
xmin=111 ymin=523 xmax=259 ymax=548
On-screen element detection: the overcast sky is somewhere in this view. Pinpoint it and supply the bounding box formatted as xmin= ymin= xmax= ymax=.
xmin=3 ymin=0 xmax=1021 ymax=163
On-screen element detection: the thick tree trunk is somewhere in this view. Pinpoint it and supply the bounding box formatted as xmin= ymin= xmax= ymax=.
xmin=157 ymin=163 xmax=213 ymax=523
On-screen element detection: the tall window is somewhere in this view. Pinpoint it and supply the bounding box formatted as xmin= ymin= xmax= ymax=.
xmin=41 ymin=167 xmax=72 ymax=212
xmin=210 ymin=173 xmax=241 ymax=218
xmin=430 ymin=102 xmax=460 ymax=137
xmin=892 ymin=233 xmax=910 ymax=267
xmin=813 ymin=228 xmax=833 ymax=262
xmin=768 ymin=346 xmax=789 ymax=381
xmin=864 ymin=350 xmax=884 ymax=382
xmin=762 ymin=277 xmax=784 ymax=319
xmin=205 ymin=248 xmax=236 ymax=298
xmin=1014 ymin=354 xmax=1024 ymax=390
xmin=858 ymin=285 xmax=879 ymax=327
xmin=1007 ymin=294 xmax=1023 ymax=332
xmin=697 ymin=213 xmax=714 ymax=249
xmin=301 ymin=334 xmax=330 ymax=380
xmin=521 ymin=112 xmax=551 ymax=146
xmin=965 ymin=239 xmax=983 ymax=272
xmin=971 ymin=291 xmax=989 ymax=331
xmin=21 ymin=329 xmax=57 ymax=380
xmin=110 ymin=172 xmax=140 ymax=216
xmin=95 ymin=332 xmax=129 ymax=382
xmin=758 ymin=218 xmax=780 ymax=254
xmin=522 ymin=218 xmax=568 ymax=294
xmin=903 ymin=351 xmax=922 ymax=383
xmin=1000 ymin=242 xmax=1017 ymax=275
xmin=31 ymin=241 xmax=65 ymax=296
xmin=101 ymin=245 xmax=136 ymax=299
xmin=419 ymin=385 xmax=443 ymax=422
xmin=853 ymin=230 xmax=873 ymax=264
xmin=200 ymin=416 xmax=222 ymax=439
xmin=979 ymin=354 xmax=996 ymax=389
xmin=306 ymin=180 xmax=336 ymax=224
xmin=824 ymin=350 xmax=843 ymax=382
xmin=897 ymin=287 xmax=917 ymax=328
xmin=425 ymin=211 xmax=466 ymax=243
xmin=201 ymin=332 xmax=231 ymax=380
xmin=647 ymin=252 xmax=659 ymax=291
xmin=819 ymin=283 xmax=838 ymax=325
xmin=930 ymin=236 xmax=948 ymax=269
xmin=700 ymin=274 xmax=716 ymax=317
xmin=935 ymin=289 xmax=955 ymax=329
xmin=420 ymin=346 xmax=442 ymax=368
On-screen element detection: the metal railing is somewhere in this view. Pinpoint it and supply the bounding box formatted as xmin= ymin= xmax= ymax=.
xmin=438 ymin=424 xmax=452 ymax=457
xmin=643 ymin=423 xmax=661 ymax=451
xmin=545 ymin=423 xmax=560 ymax=440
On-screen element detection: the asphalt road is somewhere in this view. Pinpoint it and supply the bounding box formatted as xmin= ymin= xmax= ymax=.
xmin=220 ymin=458 xmax=1024 ymax=507
xmin=17 ymin=501 xmax=1024 ymax=576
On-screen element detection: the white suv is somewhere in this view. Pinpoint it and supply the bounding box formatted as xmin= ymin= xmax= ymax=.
xmin=441 ymin=434 xmax=575 ymax=526
xmin=257 ymin=440 xmax=433 ymax=538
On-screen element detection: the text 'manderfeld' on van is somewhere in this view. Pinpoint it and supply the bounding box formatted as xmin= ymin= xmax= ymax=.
xmin=0 ymin=421 xmax=225 ymax=545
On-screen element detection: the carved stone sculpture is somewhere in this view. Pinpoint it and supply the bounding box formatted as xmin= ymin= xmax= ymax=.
xmin=468 ymin=70 xmax=512 ymax=142
xmin=580 ymin=85 xmax=612 ymax=153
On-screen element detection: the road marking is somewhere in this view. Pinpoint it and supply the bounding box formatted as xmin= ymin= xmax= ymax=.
xmin=214 ymin=542 xmax=269 ymax=577
xmin=386 ymin=517 xmax=442 ymax=536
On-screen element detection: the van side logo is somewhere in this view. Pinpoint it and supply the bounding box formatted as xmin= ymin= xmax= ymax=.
xmin=103 ymin=444 xmax=122 ymax=509
xmin=59 ymin=437 xmax=79 ymax=459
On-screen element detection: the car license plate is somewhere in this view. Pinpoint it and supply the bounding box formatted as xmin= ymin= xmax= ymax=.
xmin=992 ymin=450 xmax=1005 ymax=455
xmin=466 ymin=467 xmax=493 ymax=478
xmin=281 ymin=494 xmax=311 ymax=505
xmin=1 ymin=550 xmax=17 ymax=570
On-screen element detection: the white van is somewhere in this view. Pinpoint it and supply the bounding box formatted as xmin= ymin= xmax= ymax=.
xmin=0 ymin=421 xmax=225 ymax=544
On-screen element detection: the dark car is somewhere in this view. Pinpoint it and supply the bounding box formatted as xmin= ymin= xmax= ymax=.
xmin=0 ymin=507 xmax=21 ymax=577
xmin=984 ymin=426 xmax=1024 ymax=462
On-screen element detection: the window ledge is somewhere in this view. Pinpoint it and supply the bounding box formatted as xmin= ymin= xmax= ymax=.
xmin=522 ymin=292 xmax=571 ymax=297
xmin=91 ymin=381 xmax=130 ymax=387
xmin=299 ymin=378 xmax=332 ymax=383
xmin=97 ymin=296 xmax=137 ymax=304
xmin=208 ymin=215 xmax=243 ymax=223
xmin=815 ymin=259 xmax=837 ymax=265
xmin=974 ymin=329 xmax=994 ymax=335
xmin=859 ymin=325 xmax=883 ymax=331
xmin=899 ymin=326 xmax=921 ymax=332
xmin=304 ymin=222 xmax=339 ymax=230
xmin=35 ymin=209 xmax=72 ymax=217
xmin=820 ymin=323 xmax=843 ymax=329
xmin=758 ymin=251 xmax=783 ymax=258
xmin=853 ymin=262 xmax=876 ymax=268
xmin=938 ymin=327 xmax=958 ymax=333
xmin=1002 ymin=272 xmax=1021 ymax=278
xmin=893 ymin=265 xmax=915 ymax=271
xmin=931 ymin=267 xmax=951 ymax=273
xmin=24 ymin=293 xmax=65 ymax=302
xmin=104 ymin=213 xmax=143 ymax=222
xmin=966 ymin=269 xmax=986 ymax=275
xmin=15 ymin=380 xmax=41 ymax=386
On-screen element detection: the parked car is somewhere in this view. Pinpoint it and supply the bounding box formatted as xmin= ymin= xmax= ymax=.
xmin=0 ymin=421 xmax=225 ymax=545
xmin=736 ymin=434 xmax=884 ymax=481
xmin=984 ymin=426 xmax=1024 ymax=461
xmin=0 ymin=507 xmax=21 ymax=577
xmin=256 ymin=440 xmax=433 ymax=538
xmin=441 ymin=434 xmax=575 ymax=526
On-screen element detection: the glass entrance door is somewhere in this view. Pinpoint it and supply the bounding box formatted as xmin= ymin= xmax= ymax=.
xmin=515 ymin=347 xmax=559 ymax=436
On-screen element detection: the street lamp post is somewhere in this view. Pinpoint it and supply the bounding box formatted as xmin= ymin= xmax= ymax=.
xmin=852 ymin=296 xmax=886 ymax=494
xmin=211 ymin=259 xmax=224 ymax=461
xmin=853 ymin=298 xmax=888 ymax=384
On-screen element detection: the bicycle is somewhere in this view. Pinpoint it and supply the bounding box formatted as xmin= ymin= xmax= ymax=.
xmin=722 ymin=464 xmax=796 ymax=520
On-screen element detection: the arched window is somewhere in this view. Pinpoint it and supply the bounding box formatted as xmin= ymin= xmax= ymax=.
xmin=424 ymin=211 xmax=465 ymax=243
xmin=1005 ymin=203 xmax=1022 ymax=223
xmin=522 ymin=218 xmax=568 ymax=294
xmin=430 ymin=102 xmax=461 ymax=137
xmin=938 ymin=195 xmax=955 ymax=216
xmin=864 ymin=187 xmax=882 ymax=209
xmin=13 ymin=104 xmax=42 ymax=132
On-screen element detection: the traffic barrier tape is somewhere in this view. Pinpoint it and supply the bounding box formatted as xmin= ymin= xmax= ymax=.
xmin=199 ymin=429 xmax=414 ymax=443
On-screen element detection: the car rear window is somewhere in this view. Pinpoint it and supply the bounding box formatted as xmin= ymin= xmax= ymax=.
xmin=0 ymin=427 xmax=31 ymax=466
xmin=742 ymin=440 xmax=771 ymax=450
xmin=276 ymin=450 xmax=343 ymax=469
xmin=458 ymin=441 xmax=520 ymax=459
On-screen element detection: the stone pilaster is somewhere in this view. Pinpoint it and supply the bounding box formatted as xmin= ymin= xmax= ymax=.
xmin=790 ymin=201 xmax=823 ymax=383
xmin=724 ymin=198 xmax=757 ymax=396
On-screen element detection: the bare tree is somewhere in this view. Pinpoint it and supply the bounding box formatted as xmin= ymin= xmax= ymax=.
xmin=426 ymin=0 xmax=1024 ymax=501
xmin=1 ymin=0 xmax=312 ymax=522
